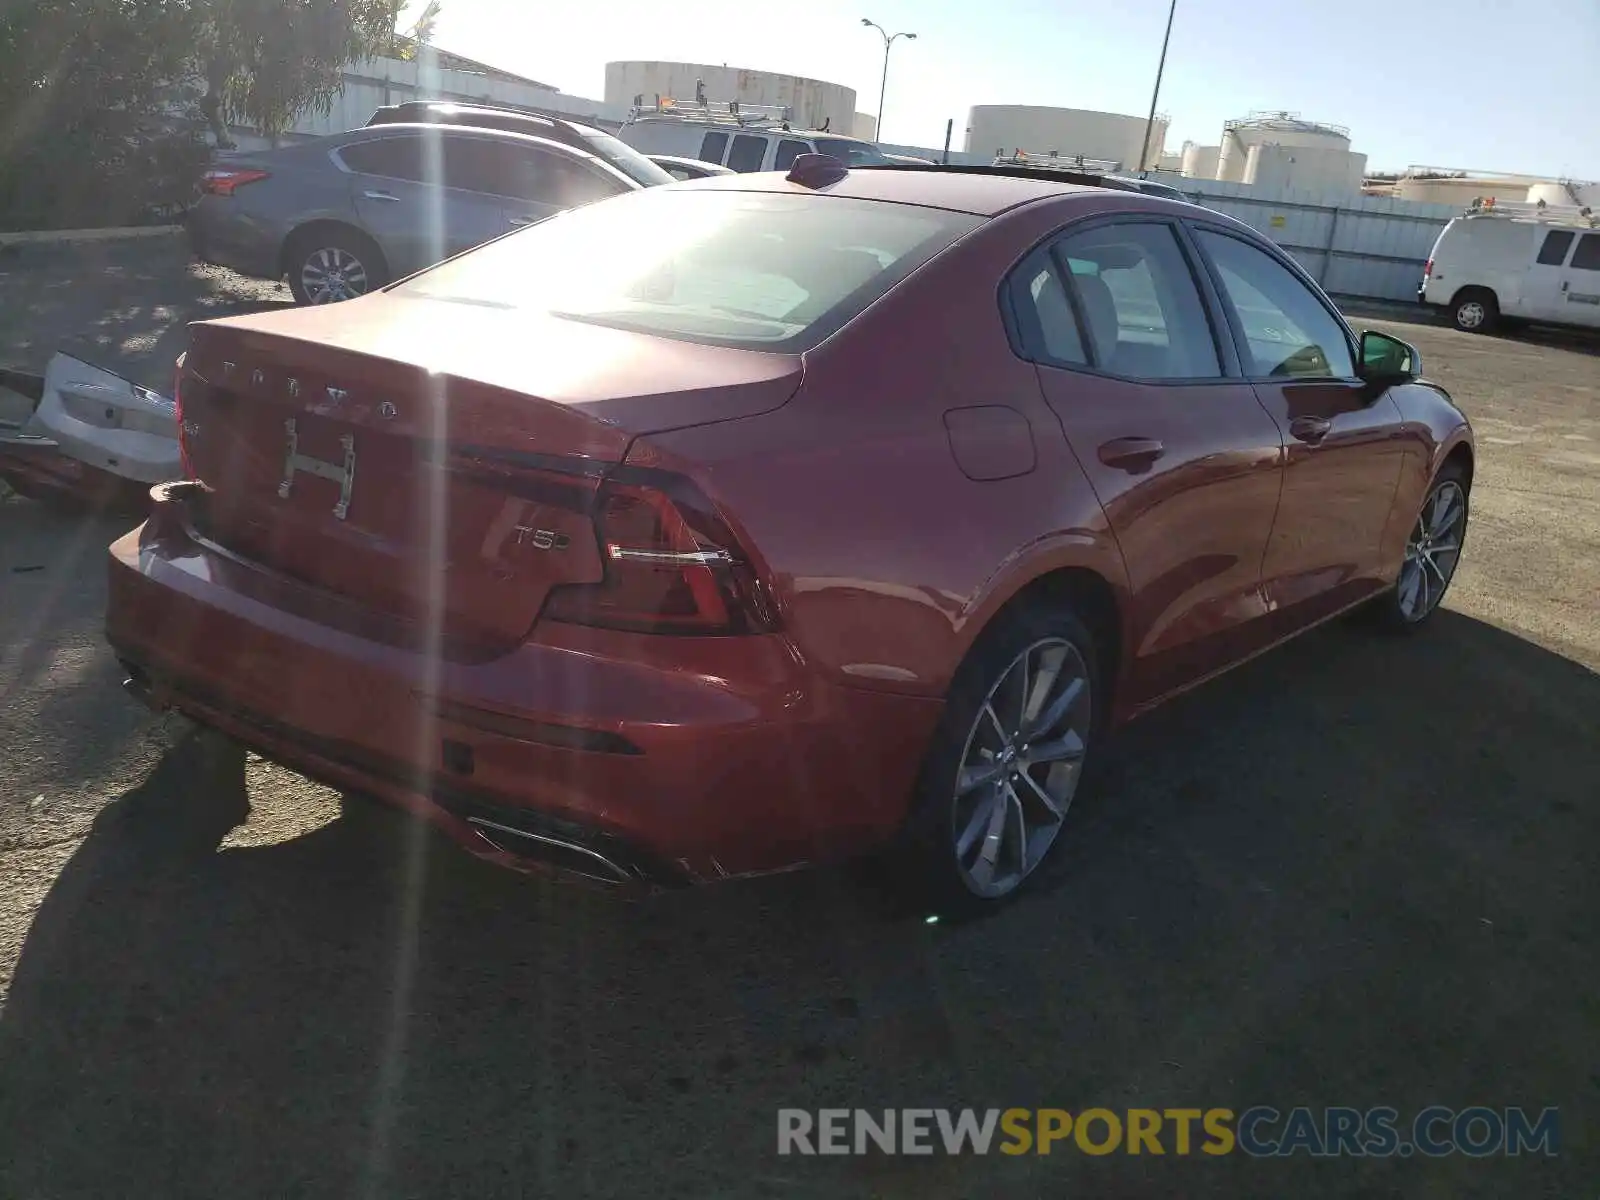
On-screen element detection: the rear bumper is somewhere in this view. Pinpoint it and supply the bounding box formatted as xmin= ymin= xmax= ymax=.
xmin=186 ymin=200 xmax=281 ymax=280
xmin=106 ymin=488 xmax=942 ymax=884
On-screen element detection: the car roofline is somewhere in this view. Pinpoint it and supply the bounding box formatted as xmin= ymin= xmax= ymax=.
xmin=373 ymin=101 xmax=606 ymax=136
xmin=344 ymin=122 xmax=603 ymax=159
xmin=853 ymin=162 xmax=1145 ymax=193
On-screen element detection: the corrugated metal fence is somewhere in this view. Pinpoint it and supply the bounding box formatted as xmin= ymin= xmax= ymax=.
xmin=1176 ymin=179 xmax=1457 ymax=303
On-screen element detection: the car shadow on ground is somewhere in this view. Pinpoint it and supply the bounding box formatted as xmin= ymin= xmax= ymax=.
xmin=0 ymin=611 xmax=1594 ymax=1199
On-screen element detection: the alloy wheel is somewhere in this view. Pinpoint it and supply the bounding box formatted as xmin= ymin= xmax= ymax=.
xmin=1455 ymin=300 xmax=1486 ymax=330
xmin=1398 ymin=479 xmax=1466 ymax=622
xmin=951 ymin=637 xmax=1091 ymax=898
xmin=300 ymin=247 xmax=370 ymax=305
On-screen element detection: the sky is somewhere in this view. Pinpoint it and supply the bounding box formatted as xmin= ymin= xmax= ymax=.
xmin=399 ymin=0 xmax=1599 ymax=179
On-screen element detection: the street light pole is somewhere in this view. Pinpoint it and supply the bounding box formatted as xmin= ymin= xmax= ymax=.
xmin=1137 ymin=0 xmax=1178 ymax=175
xmin=861 ymin=18 xmax=916 ymax=143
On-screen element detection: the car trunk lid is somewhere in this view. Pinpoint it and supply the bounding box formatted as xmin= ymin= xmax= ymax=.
xmin=180 ymin=296 xmax=800 ymax=655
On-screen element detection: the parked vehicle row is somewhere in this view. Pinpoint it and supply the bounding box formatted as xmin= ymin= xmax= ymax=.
xmin=191 ymin=122 xmax=643 ymax=305
xmin=109 ymin=154 xmax=1473 ymax=913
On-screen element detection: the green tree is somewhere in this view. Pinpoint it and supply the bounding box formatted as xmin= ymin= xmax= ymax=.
xmin=195 ymin=0 xmax=403 ymax=147
xmin=0 ymin=0 xmax=208 ymax=230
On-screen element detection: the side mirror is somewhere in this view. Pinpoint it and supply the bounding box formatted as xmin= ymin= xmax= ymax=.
xmin=1358 ymin=330 xmax=1421 ymax=383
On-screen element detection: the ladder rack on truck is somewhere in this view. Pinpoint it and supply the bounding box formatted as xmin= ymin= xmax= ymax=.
xmin=1463 ymin=197 xmax=1597 ymax=228
xmin=993 ymin=150 xmax=1123 ymax=173
xmin=627 ymin=94 xmax=796 ymax=129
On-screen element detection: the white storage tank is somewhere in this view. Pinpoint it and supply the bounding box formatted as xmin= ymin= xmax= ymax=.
xmin=1525 ymin=180 xmax=1600 ymax=208
xmin=1181 ymin=142 xmax=1220 ymax=179
xmin=1244 ymin=143 xmax=1367 ymax=193
xmin=1217 ymin=111 xmax=1350 ymax=183
xmin=1395 ymin=174 xmax=1539 ymax=206
xmin=605 ymin=62 xmax=856 ymax=135
xmin=964 ymin=105 xmax=1167 ymax=170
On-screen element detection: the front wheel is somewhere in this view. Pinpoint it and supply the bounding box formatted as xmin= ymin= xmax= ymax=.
xmin=1369 ymin=463 xmax=1470 ymax=631
xmin=892 ymin=602 xmax=1101 ymax=915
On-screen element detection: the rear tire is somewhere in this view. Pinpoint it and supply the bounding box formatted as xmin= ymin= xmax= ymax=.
xmin=887 ymin=600 xmax=1103 ymax=918
xmin=285 ymin=226 xmax=389 ymax=305
xmin=1450 ymin=288 xmax=1498 ymax=334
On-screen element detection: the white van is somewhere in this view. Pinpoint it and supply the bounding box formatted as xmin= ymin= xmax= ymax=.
xmin=1420 ymin=200 xmax=1600 ymax=333
xmin=619 ymin=101 xmax=897 ymax=174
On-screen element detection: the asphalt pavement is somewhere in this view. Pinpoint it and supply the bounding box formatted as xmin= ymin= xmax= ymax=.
xmin=0 ymin=242 xmax=1595 ymax=1198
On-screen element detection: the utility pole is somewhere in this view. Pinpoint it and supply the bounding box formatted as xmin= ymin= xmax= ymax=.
xmin=861 ymin=18 xmax=916 ymax=143
xmin=1137 ymin=0 xmax=1178 ymax=175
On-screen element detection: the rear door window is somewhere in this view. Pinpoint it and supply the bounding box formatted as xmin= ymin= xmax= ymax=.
xmin=1048 ymin=222 xmax=1222 ymax=379
xmin=726 ymin=135 xmax=767 ymax=172
xmin=698 ymin=131 xmax=729 ymax=164
xmin=1571 ymin=233 xmax=1600 ymax=271
xmin=339 ymin=135 xmax=427 ymax=183
xmin=1536 ymin=230 xmax=1575 ymax=266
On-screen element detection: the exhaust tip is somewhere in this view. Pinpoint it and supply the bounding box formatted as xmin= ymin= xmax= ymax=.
xmin=467 ymin=817 xmax=635 ymax=884
xmin=119 ymin=660 xmax=166 ymax=711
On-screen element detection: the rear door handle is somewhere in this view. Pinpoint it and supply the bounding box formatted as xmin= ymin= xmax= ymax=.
xmin=1097 ymin=437 xmax=1165 ymax=470
xmin=1289 ymin=416 xmax=1333 ymax=444
xmin=507 ymin=217 xmax=536 ymax=227
xmin=362 ymin=190 xmax=400 ymax=203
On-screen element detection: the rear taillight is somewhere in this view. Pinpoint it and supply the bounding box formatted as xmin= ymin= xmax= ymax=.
xmin=1423 ymin=258 xmax=1433 ymax=279
xmin=173 ymin=354 xmax=194 ymax=479
xmin=543 ymin=469 xmax=779 ymax=636
xmin=200 ymin=167 xmax=271 ymax=197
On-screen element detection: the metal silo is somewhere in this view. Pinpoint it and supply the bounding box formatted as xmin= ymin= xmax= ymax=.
xmin=1216 ymin=111 xmax=1351 ymax=183
xmin=1180 ymin=142 xmax=1220 ymax=179
xmin=964 ymin=105 xmax=1168 ymax=170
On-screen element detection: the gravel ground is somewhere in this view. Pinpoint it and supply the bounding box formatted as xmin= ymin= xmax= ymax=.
xmin=0 ymin=240 xmax=1596 ymax=1198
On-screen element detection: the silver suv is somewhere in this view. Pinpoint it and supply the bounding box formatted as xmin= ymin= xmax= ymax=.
xmin=188 ymin=124 xmax=640 ymax=304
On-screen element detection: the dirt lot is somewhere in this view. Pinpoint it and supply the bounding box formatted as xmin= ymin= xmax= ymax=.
xmin=0 ymin=240 xmax=1596 ymax=1198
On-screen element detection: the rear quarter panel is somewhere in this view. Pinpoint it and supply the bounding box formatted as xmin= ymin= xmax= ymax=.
xmin=636 ymin=192 xmax=1148 ymax=702
xmin=214 ymin=146 xmax=360 ymax=279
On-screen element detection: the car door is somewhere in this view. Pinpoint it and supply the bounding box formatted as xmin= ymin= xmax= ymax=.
xmin=1525 ymin=228 xmax=1577 ymax=322
xmin=1013 ymin=218 xmax=1285 ymax=705
xmin=1556 ymin=232 xmax=1600 ymax=326
xmin=434 ymin=135 xmax=552 ymax=244
xmin=499 ymin=148 xmax=634 ymax=230
xmin=337 ymin=132 xmax=502 ymax=277
xmin=1189 ymin=225 xmax=1407 ymax=625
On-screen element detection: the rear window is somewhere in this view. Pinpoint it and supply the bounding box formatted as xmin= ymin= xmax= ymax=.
xmin=813 ymin=138 xmax=895 ymax=167
xmin=395 ymin=189 xmax=982 ymax=350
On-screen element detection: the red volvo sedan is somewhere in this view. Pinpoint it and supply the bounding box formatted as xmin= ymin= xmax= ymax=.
xmin=107 ymin=156 xmax=1473 ymax=911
